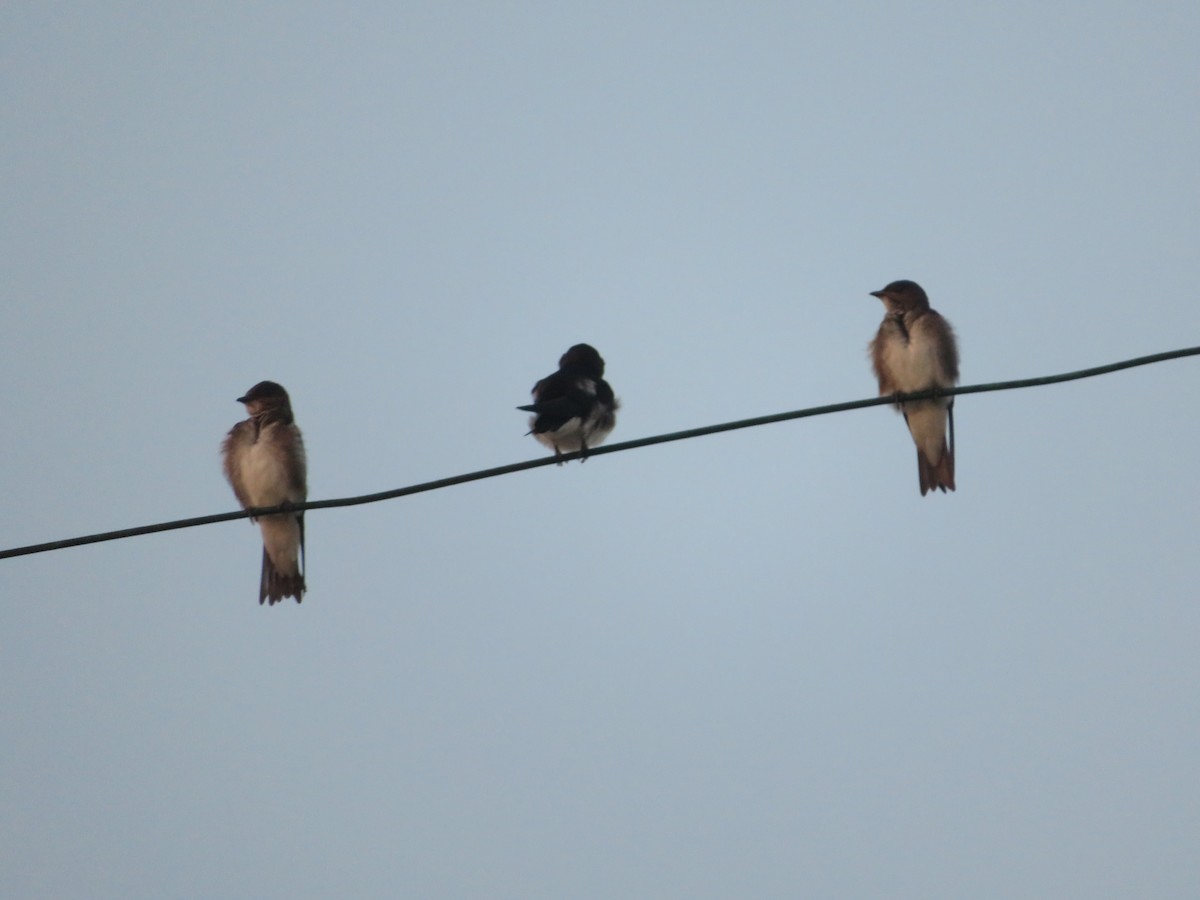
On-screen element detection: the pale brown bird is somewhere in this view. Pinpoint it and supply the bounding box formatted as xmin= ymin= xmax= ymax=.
xmin=869 ymin=280 xmax=959 ymax=495
xmin=222 ymin=381 xmax=307 ymax=603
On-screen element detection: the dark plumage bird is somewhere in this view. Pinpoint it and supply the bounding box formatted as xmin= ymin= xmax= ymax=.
xmin=868 ymin=280 xmax=960 ymax=495
xmin=221 ymin=381 xmax=307 ymax=604
xmin=518 ymin=343 xmax=618 ymax=463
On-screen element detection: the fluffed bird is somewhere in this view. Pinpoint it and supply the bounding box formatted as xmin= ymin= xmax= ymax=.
xmin=222 ymin=380 xmax=307 ymax=603
xmin=518 ymin=343 xmax=618 ymax=463
xmin=869 ymin=280 xmax=960 ymax=495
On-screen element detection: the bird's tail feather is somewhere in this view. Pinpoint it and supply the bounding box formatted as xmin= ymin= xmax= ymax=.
xmin=259 ymin=546 xmax=306 ymax=604
xmin=257 ymin=513 xmax=305 ymax=605
xmin=917 ymin=442 xmax=955 ymax=495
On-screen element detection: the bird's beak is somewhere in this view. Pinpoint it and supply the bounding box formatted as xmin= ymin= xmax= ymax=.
xmin=869 ymin=290 xmax=886 ymax=299
xmin=236 ymin=395 xmax=248 ymax=404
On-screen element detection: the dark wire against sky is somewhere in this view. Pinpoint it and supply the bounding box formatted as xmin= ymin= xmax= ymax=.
xmin=1 ymin=345 xmax=1196 ymax=561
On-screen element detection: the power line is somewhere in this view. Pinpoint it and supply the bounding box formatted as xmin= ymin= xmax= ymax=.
xmin=2 ymin=345 xmax=1197 ymax=561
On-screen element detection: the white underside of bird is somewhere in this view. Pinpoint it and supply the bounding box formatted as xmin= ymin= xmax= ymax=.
xmin=878 ymin=320 xmax=953 ymax=465
xmin=239 ymin=431 xmax=303 ymax=575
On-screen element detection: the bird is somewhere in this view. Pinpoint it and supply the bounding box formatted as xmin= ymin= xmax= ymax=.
xmin=868 ymin=280 xmax=960 ymax=495
xmin=221 ymin=381 xmax=307 ymax=604
xmin=518 ymin=343 xmax=618 ymax=463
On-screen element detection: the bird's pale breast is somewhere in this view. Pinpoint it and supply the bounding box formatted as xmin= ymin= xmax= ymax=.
xmin=240 ymin=430 xmax=297 ymax=507
xmin=880 ymin=324 xmax=952 ymax=393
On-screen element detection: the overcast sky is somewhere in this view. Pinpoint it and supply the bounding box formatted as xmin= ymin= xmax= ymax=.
xmin=3 ymin=3 xmax=1198 ymax=898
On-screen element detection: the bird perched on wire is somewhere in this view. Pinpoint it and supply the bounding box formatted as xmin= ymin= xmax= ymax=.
xmin=518 ymin=343 xmax=618 ymax=463
xmin=222 ymin=381 xmax=307 ymax=604
xmin=868 ymin=280 xmax=960 ymax=495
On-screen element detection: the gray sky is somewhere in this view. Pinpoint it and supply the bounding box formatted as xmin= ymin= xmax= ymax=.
xmin=3 ymin=3 xmax=1198 ymax=897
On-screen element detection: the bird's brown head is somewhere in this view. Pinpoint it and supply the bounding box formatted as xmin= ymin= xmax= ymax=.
xmin=558 ymin=343 xmax=605 ymax=377
xmin=870 ymin=279 xmax=930 ymax=314
xmin=237 ymin=380 xmax=293 ymax=419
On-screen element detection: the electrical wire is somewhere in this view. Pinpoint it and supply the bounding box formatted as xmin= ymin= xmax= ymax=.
xmin=1 ymin=345 xmax=1196 ymax=561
